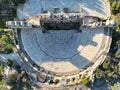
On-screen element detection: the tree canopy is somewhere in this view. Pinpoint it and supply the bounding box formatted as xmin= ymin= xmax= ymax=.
xmin=115 ymin=50 xmax=120 ymax=59
xmin=7 ymin=59 xmax=13 ymax=67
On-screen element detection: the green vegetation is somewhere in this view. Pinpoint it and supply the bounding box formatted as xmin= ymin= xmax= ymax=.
xmin=109 ymin=0 xmax=120 ymax=31
xmin=7 ymin=59 xmax=13 ymax=67
xmin=0 ymin=81 xmax=4 ymax=86
xmin=94 ymin=0 xmax=120 ymax=86
xmin=6 ymin=73 xmax=18 ymax=88
xmin=0 ymin=0 xmax=26 ymax=6
xmin=110 ymin=30 xmax=120 ymax=54
xmin=114 ymin=13 xmax=120 ymax=30
xmin=0 ymin=60 xmax=32 ymax=90
xmin=5 ymin=67 xmax=33 ymax=90
xmin=111 ymin=1 xmax=120 ymax=15
xmin=0 ymin=1 xmax=33 ymax=89
xmin=0 ymin=2 xmax=14 ymax=54
xmin=95 ymin=29 xmax=120 ymax=88
xmin=111 ymin=82 xmax=120 ymax=90
xmin=0 ymin=62 xmax=7 ymax=89
xmin=0 ymin=0 xmax=26 ymax=54
xmin=115 ymin=50 xmax=120 ymax=59
xmin=0 ymin=64 xmax=4 ymax=81
xmin=0 ymin=34 xmax=13 ymax=54
xmin=55 ymin=79 xmax=60 ymax=85
xmin=95 ymin=56 xmax=120 ymax=85
xmin=80 ymin=76 xmax=90 ymax=87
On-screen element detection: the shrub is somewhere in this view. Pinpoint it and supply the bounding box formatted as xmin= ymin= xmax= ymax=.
xmin=54 ymin=79 xmax=60 ymax=85
xmin=115 ymin=50 xmax=120 ymax=59
xmin=111 ymin=1 xmax=120 ymax=15
xmin=7 ymin=59 xmax=13 ymax=67
xmin=0 ymin=35 xmax=13 ymax=54
xmin=80 ymin=76 xmax=90 ymax=87
xmin=102 ymin=56 xmax=111 ymax=69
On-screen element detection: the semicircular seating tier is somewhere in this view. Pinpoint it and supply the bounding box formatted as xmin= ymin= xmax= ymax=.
xmin=20 ymin=28 xmax=105 ymax=73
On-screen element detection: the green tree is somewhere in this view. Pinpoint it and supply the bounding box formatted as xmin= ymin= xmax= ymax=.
xmin=108 ymin=0 xmax=116 ymax=5
xmin=95 ymin=69 xmax=105 ymax=79
xmin=116 ymin=40 xmax=120 ymax=45
xmin=102 ymin=56 xmax=111 ymax=69
xmin=7 ymin=59 xmax=13 ymax=67
xmin=111 ymin=82 xmax=120 ymax=90
xmin=6 ymin=73 xmax=18 ymax=89
xmin=80 ymin=76 xmax=90 ymax=87
xmin=3 ymin=44 xmax=13 ymax=54
xmin=0 ymin=35 xmax=13 ymax=54
xmin=111 ymin=1 xmax=120 ymax=15
xmin=0 ymin=65 xmax=3 ymax=81
xmin=55 ymin=79 xmax=60 ymax=85
xmin=116 ymin=40 xmax=120 ymax=49
xmin=115 ymin=50 xmax=120 ymax=59
xmin=115 ymin=13 xmax=120 ymax=30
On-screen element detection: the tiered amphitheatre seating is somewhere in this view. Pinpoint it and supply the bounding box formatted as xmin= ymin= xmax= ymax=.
xmin=21 ymin=29 xmax=54 ymax=65
xmin=79 ymin=28 xmax=104 ymax=62
xmin=36 ymin=30 xmax=88 ymax=59
xmin=20 ymin=27 xmax=105 ymax=73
